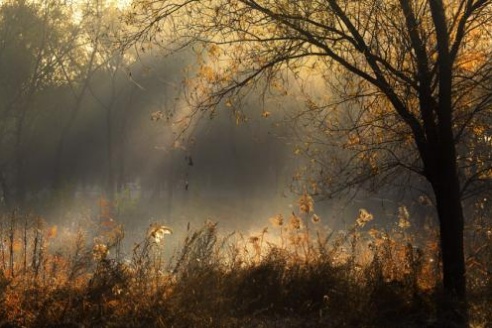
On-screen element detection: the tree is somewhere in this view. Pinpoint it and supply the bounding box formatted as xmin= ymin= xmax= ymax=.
xmin=87 ymin=2 xmax=136 ymax=202
xmin=126 ymin=0 xmax=492 ymax=323
xmin=51 ymin=0 xmax=102 ymax=192
xmin=0 ymin=0 xmax=76 ymax=205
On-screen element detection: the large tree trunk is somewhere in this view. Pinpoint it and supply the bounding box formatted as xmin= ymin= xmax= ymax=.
xmin=432 ymin=172 xmax=465 ymax=299
xmin=428 ymin=140 xmax=467 ymax=325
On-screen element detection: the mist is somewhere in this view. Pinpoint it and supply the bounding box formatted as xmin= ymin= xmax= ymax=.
xmin=0 ymin=0 xmax=438 ymax=251
xmin=0 ymin=0 xmax=306 ymax=246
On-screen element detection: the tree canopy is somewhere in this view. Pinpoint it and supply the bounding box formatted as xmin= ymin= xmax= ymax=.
xmin=126 ymin=0 xmax=492 ymax=198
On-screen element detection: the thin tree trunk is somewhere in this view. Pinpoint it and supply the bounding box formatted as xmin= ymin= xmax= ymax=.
xmin=14 ymin=109 xmax=27 ymax=205
xmin=106 ymin=103 xmax=114 ymax=203
xmin=52 ymin=122 xmax=72 ymax=191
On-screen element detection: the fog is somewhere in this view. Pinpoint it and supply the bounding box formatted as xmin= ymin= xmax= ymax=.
xmin=0 ymin=0 xmax=301 ymax=243
xmin=0 ymin=0 xmax=438 ymax=253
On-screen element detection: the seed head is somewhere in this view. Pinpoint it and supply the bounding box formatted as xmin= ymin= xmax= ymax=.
xmin=149 ymin=225 xmax=173 ymax=243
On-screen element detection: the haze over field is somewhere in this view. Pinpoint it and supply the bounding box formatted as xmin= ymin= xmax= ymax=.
xmin=0 ymin=0 xmax=313 ymax=238
xmin=0 ymin=0 xmax=379 ymax=234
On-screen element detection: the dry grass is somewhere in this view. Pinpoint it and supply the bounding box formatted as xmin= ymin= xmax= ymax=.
xmin=0 ymin=204 xmax=490 ymax=328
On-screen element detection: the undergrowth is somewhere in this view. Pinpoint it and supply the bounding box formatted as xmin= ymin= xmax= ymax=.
xmin=0 ymin=199 xmax=491 ymax=328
